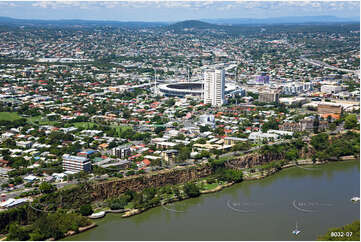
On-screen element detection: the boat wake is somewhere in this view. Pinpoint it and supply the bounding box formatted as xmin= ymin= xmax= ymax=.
xmin=226 ymin=200 xmax=255 ymax=213
xmin=161 ymin=203 xmax=185 ymax=213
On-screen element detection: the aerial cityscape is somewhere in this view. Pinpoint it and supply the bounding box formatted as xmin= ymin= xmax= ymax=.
xmin=0 ymin=1 xmax=359 ymax=241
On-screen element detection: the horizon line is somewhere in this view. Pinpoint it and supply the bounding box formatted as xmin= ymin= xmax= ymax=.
xmin=0 ymin=15 xmax=360 ymax=23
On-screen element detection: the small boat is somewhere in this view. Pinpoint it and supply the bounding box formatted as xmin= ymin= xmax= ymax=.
xmin=292 ymin=222 xmax=301 ymax=235
xmin=351 ymin=197 xmax=360 ymax=202
xmin=88 ymin=211 xmax=106 ymax=219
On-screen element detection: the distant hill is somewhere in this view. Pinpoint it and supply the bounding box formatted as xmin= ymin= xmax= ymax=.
xmin=167 ymin=20 xmax=219 ymax=29
xmin=164 ymin=18 xmax=360 ymax=36
xmin=201 ymin=16 xmax=360 ymax=25
xmin=164 ymin=20 xmax=227 ymax=34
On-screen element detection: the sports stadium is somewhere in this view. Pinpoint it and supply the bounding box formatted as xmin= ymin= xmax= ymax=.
xmin=159 ymin=82 xmax=204 ymax=97
xmin=159 ymin=81 xmax=241 ymax=97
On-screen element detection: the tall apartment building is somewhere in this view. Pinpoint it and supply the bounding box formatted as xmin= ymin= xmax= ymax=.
xmin=62 ymin=154 xmax=91 ymax=172
xmin=109 ymin=145 xmax=131 ymax=159
xmin=203 ymin=69 xmax=225 ymax=107
xmin=258 ymin=90 xmax=280 ymax=103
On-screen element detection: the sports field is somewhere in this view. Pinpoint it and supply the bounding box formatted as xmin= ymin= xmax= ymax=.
xmin=0 ymin=112 xmax=22 ymax=121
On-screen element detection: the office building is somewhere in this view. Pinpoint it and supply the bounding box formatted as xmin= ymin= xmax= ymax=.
xmin=258 ymin=90 xmax=280 ymax=103
xmin=62 ymin=154 xmax=91 ymax=172
xmin=317 ymin=102 xmax=342 ymax=114
xmin=320 ymin=85 xmax=342 ymax=94
xmin=255 ymin=73 xmax=270 ymax=85
xmin=204 ymin=69 xmax=225 ymax=107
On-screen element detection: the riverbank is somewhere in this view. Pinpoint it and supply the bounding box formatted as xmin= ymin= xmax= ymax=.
xmin=84 ymin=156 xmax=356 ymax=221
xmin=200 ymin=182 xmax=234 ymax=194
xmin=1 ymin=222 xmax=97 ymax=241
xmin=47 ymin=223 xmax=97 ymax=241
xmin=242 ymin=158 xmax=324 ymax=181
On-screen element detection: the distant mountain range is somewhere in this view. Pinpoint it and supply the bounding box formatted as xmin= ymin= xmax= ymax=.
xmin=0 ymin=15 xmax=358 ymax=28
xmin=201 ymin=16 xmax=360 ymax=25
xmin=167 ymin=20 xmax=216 ymax=29
xmin=0 ymin=16 xmax=166 ymax=28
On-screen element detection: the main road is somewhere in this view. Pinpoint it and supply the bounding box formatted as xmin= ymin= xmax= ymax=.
xmin=299 ymin=55 xmax=360 ymax=75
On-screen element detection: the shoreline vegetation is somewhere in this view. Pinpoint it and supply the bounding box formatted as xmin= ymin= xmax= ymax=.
xmin=317 ymin=220 xmax=360 ymax=241
xmin=89 ymin=156 xmax=357 ymax=219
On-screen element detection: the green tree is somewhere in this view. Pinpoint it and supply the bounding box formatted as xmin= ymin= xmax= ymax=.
xmin=285 ymin=148 xmax=298 ymax=161
xmin=329 ymin=122 xmax=337 ymax=131
xmin=344 ymin=114 xmax=358 ymax=129
xmin=313 ymin=115 xmax=320 ymax=133
xmin=79 ymin=204 xmax=93 ymax=216
xmin=311 ymin=133 xmax=329 ymax=151
xmin=183 ymin=183 xmax=200 ymax=198
xmin=261 ymin=119 xmax=279 ymax=132
xmin=7 ymin=223 xmax=30 ymax=241
xmin=317 ymin=220 xmax=360 ymax=241
xmin=216 ymin=168 xmax=243 ymax=182
xmin=39 ymin=182 xmax=56 ymax=194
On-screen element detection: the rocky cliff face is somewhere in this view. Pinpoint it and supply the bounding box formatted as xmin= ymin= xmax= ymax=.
xmin=90 ymin=146 xmax=315 ymax=201
xmin=225 ymin=145 xmax=314 ymax=169
xmin=225 ymin=152 xmax=285 ymax=169
xmin=91 ymin=164 xmax=212 ymax=200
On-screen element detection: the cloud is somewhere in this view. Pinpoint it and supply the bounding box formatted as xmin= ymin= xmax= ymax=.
xmin=31 ymin=2 xmax=58 ymax=9
xmin=30 ymin=1 xmax=97 ymax=9
xmin=1 ymin=0 xmax=358 ymax=20
xmin=22 ymin=1 xmax=358 ymax=12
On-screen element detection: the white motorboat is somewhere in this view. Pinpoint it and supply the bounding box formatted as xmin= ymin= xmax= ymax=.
xmin=292 ymin=222 xmax=301 ymax=235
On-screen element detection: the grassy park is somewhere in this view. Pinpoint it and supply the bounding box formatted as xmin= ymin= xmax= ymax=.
xmin=0 ymin=112 xmax=22 ymax=121
xmin=27 ymin=115 xmax=59 ymax=126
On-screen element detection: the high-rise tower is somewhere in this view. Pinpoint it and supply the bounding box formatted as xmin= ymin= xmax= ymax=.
xmin=203 ymin=69 xmax=225 ymax=107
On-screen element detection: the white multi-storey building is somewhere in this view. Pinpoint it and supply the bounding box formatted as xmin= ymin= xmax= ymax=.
xmin=62 ymin=154 xmax=91 ymax=172
xmin=320 ymin=85 xmax=342 ymax=94
xmin=109 ymin=145 xmax=131 ymax=159
xmin=203 ymin=69 xmax=225 ymax=107
xmin=282 ymin=82 xmax=314 ymax=95
xmin=199 ymin=114 xmax=215 ymax=127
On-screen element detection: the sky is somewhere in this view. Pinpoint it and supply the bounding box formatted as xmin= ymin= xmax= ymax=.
xmin=0 ymin=1 xmax=359 ymax=22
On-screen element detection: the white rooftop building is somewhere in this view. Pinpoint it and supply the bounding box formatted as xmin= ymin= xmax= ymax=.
xmin=248 ymin=132 xmax=279 ymax=142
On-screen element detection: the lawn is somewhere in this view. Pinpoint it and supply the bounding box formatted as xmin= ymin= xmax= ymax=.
xmin=0 ymin=112 xmax=22 ymax=121
xmin=110 ymin=125 xmax=132 ymax=133
xmin=59 ymin=184 xmax=79 ymax=191
xmin=72 ymin=122 xmax=98 ymax=129
xmin=124 ymin=202 xmax=134 ymax=209
xmin=71 ymin=122 xmax=131 ymax=132
xmin=201 ymin=183 xmax=219 ymax=191
xmin=27 ymin=115 xmax=59 ymax=126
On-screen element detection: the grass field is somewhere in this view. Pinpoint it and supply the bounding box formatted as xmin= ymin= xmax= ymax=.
xmin=27 ymin=115 xmax=59 ymax=126
xmin=59 ymin=184 xmax=79 ymax=191
xmin=111 ymin=125 xmax=132 ymax=133
xmin=71 ymin=122 xmax=131 ymax=133
xmin=201 ymin=183 xmax=219 ymax=191
xmin=72 ymin=122 xmax=98 ymax=129
xmin=0 ymin=112 xmax=22 ymax=121
xmin=27 ymin=115 xmax=43 ymax=122
xmin=124 ymin=202 xmax=135 ymax=209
